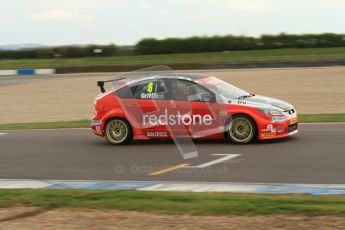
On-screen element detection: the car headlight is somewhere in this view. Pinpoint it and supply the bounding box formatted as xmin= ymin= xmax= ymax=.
xmin=257 ymin=108 xmax=284 ymax=116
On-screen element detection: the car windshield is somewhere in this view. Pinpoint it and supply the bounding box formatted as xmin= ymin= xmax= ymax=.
xmin=196 ymin=77 xmax=250 ymax=99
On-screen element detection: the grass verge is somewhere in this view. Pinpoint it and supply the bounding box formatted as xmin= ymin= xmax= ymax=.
xmin=0 ymin=189 xmax=344 ymax=216
xmin=298 ymin=114 xmax=345 ymax=123
xmin=0 ymin=114 xmax=344 ymax=130
xmin=1 ymin=47 xmax=345 ymax=70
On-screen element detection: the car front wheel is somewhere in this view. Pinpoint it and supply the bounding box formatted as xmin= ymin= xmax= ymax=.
xmin=226 ymin=115 xmax=256 ymax=144
xmin=104 ymin=118 xmax=133 ymax=145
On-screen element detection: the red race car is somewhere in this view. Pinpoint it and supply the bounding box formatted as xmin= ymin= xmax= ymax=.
xmin=91 ymin=69 xmax=298 ymax=145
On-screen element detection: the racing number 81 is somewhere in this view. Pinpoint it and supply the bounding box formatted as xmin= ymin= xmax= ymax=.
xmin=147 ymin=82 xmax=154 ymax=93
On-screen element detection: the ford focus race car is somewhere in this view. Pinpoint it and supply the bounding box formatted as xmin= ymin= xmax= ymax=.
xmin=91 ymin=70 xmax=298 ymax=145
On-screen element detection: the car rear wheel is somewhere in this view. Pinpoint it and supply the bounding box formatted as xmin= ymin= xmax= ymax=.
xmin=226 ymin=115 xmax=256 ymax=144
xmin=104 ymin=118 xmax=132 ymax=145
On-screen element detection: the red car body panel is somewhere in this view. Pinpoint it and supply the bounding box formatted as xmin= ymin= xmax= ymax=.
xmin=91 ymin=76 xmax=298 ymax=141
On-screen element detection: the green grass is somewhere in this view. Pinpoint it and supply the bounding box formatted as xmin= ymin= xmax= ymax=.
xmin=0 ymin=189 xmax=344 ymax=215
xmin=0 ymin=114 xmax=344 ymax=130
xmin=1 ymin=47 xmax=345 ymax=69
xmin=298 ymin=114 xmax=345 ymax=123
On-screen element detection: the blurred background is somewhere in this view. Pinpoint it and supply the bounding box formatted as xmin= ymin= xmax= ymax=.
xmin=1 ymin=0 xmax=345 ymax=72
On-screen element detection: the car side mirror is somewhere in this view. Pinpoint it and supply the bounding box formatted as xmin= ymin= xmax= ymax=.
xmin=201 ymin=94 xmax=215 ymax=103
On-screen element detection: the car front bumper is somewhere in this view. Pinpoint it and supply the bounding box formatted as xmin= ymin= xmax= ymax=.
xmin=258 ymin=114 xmax=298 ymax=140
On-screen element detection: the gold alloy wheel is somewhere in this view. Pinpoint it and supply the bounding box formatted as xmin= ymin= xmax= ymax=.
xmin=228 ymin=117 xmax=253 ymax=143
xmin=106 ymin=119 xmax=128 ymax=144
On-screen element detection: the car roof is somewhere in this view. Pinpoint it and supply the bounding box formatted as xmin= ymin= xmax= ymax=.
xmin=114 ymin=72 xmax=210 ymax=83
xmin=163 ymin=73 xmax=210 ymax=79
xmin=107 ymin=69 xmax=213 ymax=92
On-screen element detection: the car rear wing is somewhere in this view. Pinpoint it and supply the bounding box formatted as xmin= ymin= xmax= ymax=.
xmin=97 ymin=78 xmax=126 ymax=93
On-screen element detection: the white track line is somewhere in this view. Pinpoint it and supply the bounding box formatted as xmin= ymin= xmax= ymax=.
xmin=0 ymin=179 xmax=344 ymax=194
xmin=189 ymin=154 xmax=241 ymax=168
xmin=0 ymin=133 xmax=8 ymax=136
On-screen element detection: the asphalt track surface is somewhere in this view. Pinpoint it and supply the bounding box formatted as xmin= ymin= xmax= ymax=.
xmin=0 ymin=123 xmax=344 ymax=184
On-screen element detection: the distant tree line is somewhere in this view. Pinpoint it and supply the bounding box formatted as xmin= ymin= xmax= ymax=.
xmin=136 ymin=33 xmax=345 ymax=54
xmin=0 ymin=44 xmax=118 ymax=59
xmin=1 ymin=33 xmax=345 ymax=59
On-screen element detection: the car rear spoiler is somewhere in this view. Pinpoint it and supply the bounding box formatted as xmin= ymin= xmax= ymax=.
xmin=97 ymin=78 xmax=126 ymax=93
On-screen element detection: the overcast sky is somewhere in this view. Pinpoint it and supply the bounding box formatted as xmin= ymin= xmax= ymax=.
xmin=1 ymin=0 xmax=345 ymax=46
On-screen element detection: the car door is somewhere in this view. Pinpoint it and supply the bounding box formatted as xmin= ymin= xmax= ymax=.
xmin=170 ymin=79 xmax=221 ymax=138
xmin=116 ymin=78 xmax=170 ymax=138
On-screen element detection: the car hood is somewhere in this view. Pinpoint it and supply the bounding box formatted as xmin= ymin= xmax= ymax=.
xmin=239 ymin=95 xmax=293 ymax=111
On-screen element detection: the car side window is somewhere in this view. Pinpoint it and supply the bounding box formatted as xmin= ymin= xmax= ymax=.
xmin=116 ymin=86 xmax=132 ymax=98
xmin=172 ymin=79 xmax=215 ymax=102
xmin=130 ymin=79 xmax=169 ymax=100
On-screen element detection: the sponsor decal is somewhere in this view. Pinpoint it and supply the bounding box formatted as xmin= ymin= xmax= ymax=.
xmin=290 ymin=117 xmax=298 ymax=125
xmin=96 ymin=125 xmax=101 ymax=132
xmin=261 ymin=124 xmax=277 ymax=137
xmin=140 ymin=92 xmax=165 ymax=99
xmin=277 ymin=125 xmax=284 ymax=133
xmin=237 ymin=100 xmax=246 ymax=105
xmin=261 ymin=124 xmax=276 ymax=133
xmin=147 ymin=82 xmax=154 ymax=93
xmin=143 ymin=108 xmax=213 ymax=126
xmin=272 ymin=116 xmax=287 ymax=123
xmin=140 ymin=82 xmax=166 ymax=99
xmin=91 ymin=120 xmax=102 ymax=125
xmin=147 ymin=131 xmax=168 ymax=137
xmin=261 ymin=133 xmax=275 ymax=137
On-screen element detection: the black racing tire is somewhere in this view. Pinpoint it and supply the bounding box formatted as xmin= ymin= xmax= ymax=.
xmin=225 ymin=114 xmax=257 ymax=144
xmin=104 ymin=117 xmax=133 ymax=145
